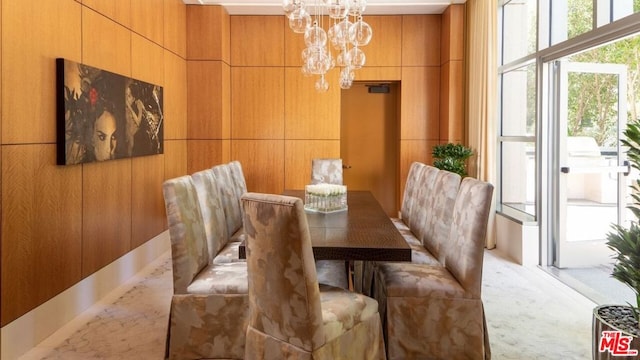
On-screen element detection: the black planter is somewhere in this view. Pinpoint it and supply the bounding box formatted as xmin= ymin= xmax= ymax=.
xmin=593 ymin=305 xmax=640 ymax=359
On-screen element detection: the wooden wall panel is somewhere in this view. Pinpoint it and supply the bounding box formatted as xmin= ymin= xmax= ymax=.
xmin=131 ymin=154 xmax=166 ymax=248
xmin=441 ymin=4 xmax=464 ymax=64
xmin=357 ymin=66 xmax=401 ymax=81
xmin=187 ymin=61 xmax=226 ymax=139
xmin=284 ymin=18 xmax=306 ymax=67
xmin=81 ymin=159 xmax=132 ymax=277
xmin=1 ymin=145 xmax=82 ymax=325
xmin=165 ymin=139 xmax=188 ymax=180
xmin=164 ymin=51 xmax=188 ymax=140
xmin=284 ymin=68 xmax=340 ymax=139
xmin=187 ymin=5 xmax=229 ymax=62
xmin=132 ymin=34 xmax=164 ymax=86
xmin=131 ymin=0 xmax=164 ymax=45
xmin=231 ymin=140 xmax=284 ymax=194
xmin=440 ymin=60 xmax=464 ymax=142
xmin=401 ymin=15 xmax=441 ymax=67
xmin=400 ymin=66 xmax=440 ymax=140
xmin=81 ymin=0 xmax=131 ymax=28
xmin=284 ymin=140 xmax=340 ymax=190
xmin=231 ymin=67 xmax=284 ymax=139
xmin=82 ymin=6 xmax=131 ymax=77
xmin=230 ymin=16 xmax=284 ymax=66
xmin=187 ymin=140 xmax=225 ymax=174
xmin=363 ymin=16 xmax=402 ymax=67
xmin=1 ymin=0 xmax=81 ymax=144
xmin=164 ymin=0 xmax=187 ymax=58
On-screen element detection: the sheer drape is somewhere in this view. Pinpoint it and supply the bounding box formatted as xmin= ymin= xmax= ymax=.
xmin=466 ymin=0 xmax=498 ymax=249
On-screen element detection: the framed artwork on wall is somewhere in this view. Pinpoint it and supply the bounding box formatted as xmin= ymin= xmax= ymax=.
xmin=56 ymin=58 xmax=164 ymax=165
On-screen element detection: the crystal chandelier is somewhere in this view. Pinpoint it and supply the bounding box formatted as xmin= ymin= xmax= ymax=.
xmin=283 ymin=0 xmax=373 ymax=92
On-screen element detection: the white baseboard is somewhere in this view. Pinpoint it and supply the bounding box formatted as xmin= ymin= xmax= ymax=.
xmin=1 ymin=231 xmax=171 ymax=360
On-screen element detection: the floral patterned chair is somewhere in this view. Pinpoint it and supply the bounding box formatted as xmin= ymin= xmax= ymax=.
xmin=241 ymin=192 xmax=386 ymax=359
xmin=311 ymin=158 xmax=343 ymax=185
xmin=373 ymin=177 xmax=494 ymax=360
xmin=162 ymin=175 xmax=249 ymax=359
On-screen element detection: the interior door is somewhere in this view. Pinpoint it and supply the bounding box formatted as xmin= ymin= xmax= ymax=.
xmin=340 ymin=82 xmax=398 ymax=217
xmin=553 ymin=60 xmax=629 ymax=268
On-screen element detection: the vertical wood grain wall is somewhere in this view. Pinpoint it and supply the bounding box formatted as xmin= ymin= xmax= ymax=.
xmin=0 ymin=0 xmax=188 ymax=326
xmin=187 ymin=5 xmax=465 ymax=210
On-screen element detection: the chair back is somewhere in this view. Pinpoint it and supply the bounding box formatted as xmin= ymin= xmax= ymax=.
xmin=242 ymin=192 xmax=324 ymax=352
xmin=442 ymin=177 xmax=494 ymax=298
xmin=212 ymin=164 xmax=243 ymax=236
xmin=192 ymin=169 xmax=229 ymax=260
xmin=162 ymin=175 xmax=209 ymax=294
xmin=399 ymin=162 xmax=426 ymax=222
xmin=422 ymin=170 xmax=461 ymax=261
xmin=228 ymin=160 xmax=248 ymax=197
xmin=311 ymin=158 xmax=343 ymax=185
xmin=408 ymin=165 xmax=439 ymax=233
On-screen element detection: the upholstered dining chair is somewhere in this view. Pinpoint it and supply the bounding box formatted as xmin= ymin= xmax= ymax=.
xmin=311 ymin=158 xmax=343 ymax=185
xmin=241 ymin=192 xmax=386 ymax=360
xmin=373 ymin=177 xmax=494 ymax=360
xmin=162 ymin=175 xmax=249 ymax=359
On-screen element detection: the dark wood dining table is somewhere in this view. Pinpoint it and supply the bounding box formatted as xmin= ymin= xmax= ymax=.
xmin=238 ymin=190 xmax=411 ymax=262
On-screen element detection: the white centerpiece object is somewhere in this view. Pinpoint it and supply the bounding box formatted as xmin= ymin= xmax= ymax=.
xmin=304 ymin=183 xmax=347 ymax=213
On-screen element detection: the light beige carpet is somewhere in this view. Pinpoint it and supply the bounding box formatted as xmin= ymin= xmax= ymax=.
xmin=21 ymin=249 xmax=594 ymax=359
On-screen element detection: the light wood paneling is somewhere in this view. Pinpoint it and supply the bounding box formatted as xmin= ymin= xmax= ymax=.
xmin=441 ymin=4 xmax=464 ymax=64
xmin=132 ymin=33 xmax=164 ymax=86
xmin=284 ymin=140 xmax=340 ymax=190
xmin=164 ymin=51 xmax=187 ymax=140
xmin=356 ymin=66 xmax=401 ymax=81
xmin=231 ymin=67 xmax=284 ymax=139
xmin=131 ymin=155 xmax=166 ymax=248
xmin=1 ymin=0 xmax=81 ymax=144
xmin=401 ymin=15 xmax=441 ymax=67
xmin=164 ymin=0 xmax=187 ymax=58
xmin=82 ymin=6 xmax=131 ymax=77
xmin=187 ymin=5 xmax=229 ymax=62
xmin=165 ymin=139 xmax=188 ymax=180
xmin=1 ymin=144 xmax=82 ymax=325
xmin=231 ymin=140 xmax=284 ymax=194
xmin=187 ymin=140 xmax=225 ymax=174
xmin=363 ymin=16 xmax=402 ymax=67
xmin=131 ymin=0 xmax=164 ymax=45
xmin=440 ymin=60 xmax=464 ymax=142
xmin=284 ymin=17 xmax=306 ymax=67
xmin=81 ymin=159 xmax=132 ymax=277
xmin=284 ymin=68 xmax=340 ymax=140
xmin=400 ymin=66 xmax=440 ymax=140
xmin=187 ymin=61 xmax=228 ymax=139
xmin=231 ymin=16 xmax=284 ymax=66
xmin=81 ymin=0 xmax=131 ymax=28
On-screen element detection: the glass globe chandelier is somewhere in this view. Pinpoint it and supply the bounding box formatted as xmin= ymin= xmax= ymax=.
xmin=283 ymin=0 xmax=373 ymax=92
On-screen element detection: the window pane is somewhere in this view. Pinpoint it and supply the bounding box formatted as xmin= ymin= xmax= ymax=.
xmin=502 ymin=0 xmax=537 ymax=64
xmin=501 ymin=141 xmax=535 ymax=217
xmin=501 ymin=63 xmax=536 ymax=136
xmin=550 ymin=0 xmax=593 ymax=45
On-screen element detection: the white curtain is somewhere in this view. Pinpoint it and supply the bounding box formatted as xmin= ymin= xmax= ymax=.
xmin=466 ymin=0 xmax=498 ymax=249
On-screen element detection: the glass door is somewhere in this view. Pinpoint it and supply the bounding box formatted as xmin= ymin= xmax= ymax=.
xmin=553 ymin=60 xmax=629 ymax=268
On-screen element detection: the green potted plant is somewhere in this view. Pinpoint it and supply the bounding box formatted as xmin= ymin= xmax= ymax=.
xmin=595 ymin=121 xmax=640 ymax=359
xmin=431 ymin=143 xmax=473 ymax=177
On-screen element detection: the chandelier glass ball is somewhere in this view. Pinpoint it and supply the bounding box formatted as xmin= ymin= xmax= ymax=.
xmin=285 ymin=0 xmax=371 ymax=92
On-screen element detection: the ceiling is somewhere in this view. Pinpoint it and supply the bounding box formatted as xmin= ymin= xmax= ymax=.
xmin=181 ymin=0 xmax=467 ymax=15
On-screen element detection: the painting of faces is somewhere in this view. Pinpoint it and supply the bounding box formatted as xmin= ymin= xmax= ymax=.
xmin=57 ymin=58 xmax=163 ymax=165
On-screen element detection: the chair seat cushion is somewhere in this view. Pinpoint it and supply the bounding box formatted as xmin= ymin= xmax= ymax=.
xmin=229 ymin=227 xmax=245 ymax=243
xmin=187 ymin=262 xmax=248 ymax=294
xmin=213 ymin=241 xmax=242 ymax=264
xmin=318 ymin=284 xmax=379 ymax=343
xmin=376 ymin=262 xmax=470 ymax=299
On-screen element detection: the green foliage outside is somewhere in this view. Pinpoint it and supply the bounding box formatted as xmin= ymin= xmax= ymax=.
xmin=607 ymin=121 xmax=640 ymax=321
xmin=432 ymin=143 xmax=473 ymax=177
